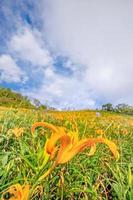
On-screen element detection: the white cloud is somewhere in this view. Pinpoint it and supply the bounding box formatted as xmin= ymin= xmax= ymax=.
xmin=9 ymin=27 xmax=53 ymax=68
xmin=0 ymin=54 xmax=27 ymax=83
xmin=22 ymin=67 xmax=96 ymax=109
xmin=3 ymin=0 xmax=133 ymax=109
xmin=8 ymin=25 xmax=95 ymax=109
xmin=40 ymin=0 xmax=133 ymax=105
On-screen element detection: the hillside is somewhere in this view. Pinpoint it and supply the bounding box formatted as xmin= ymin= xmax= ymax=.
xmin=0 ymin=87 xmax=35 ymax=109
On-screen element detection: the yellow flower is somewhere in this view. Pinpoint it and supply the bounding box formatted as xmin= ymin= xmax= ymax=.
xmin=31 ymin=122 xmax=65 ymax=159
xmin=10 ymin=128 xmax=24 ymax=137
xmin=96 ymin=129 xmax=104 ymax=135
xmin=31 ymin=122 xmax=59 ymax=135
xmin=56 ymin=136 xmax=119 ymax=164
xmin=2 ymin=184 xmax=29 ymax=200
xmin=31 ymin=122 xmax=119 ymax=165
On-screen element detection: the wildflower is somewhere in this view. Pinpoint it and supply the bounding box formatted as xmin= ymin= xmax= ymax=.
xmin=96 ymin=129 xmax=104 ymax=136
xmin=32 ymin=122 xmax=119 ymax=165
xmin=2 ymin=184 xmax=29 ymax=200
xmin=31 ymin=122 xmax=58 ymax=135
xmin=9 ymin=128 xmax=24 ymax=138
xmin=56 ymin=135 xmax=119 ymax=164
xmin=31 ymin=122 xmax=66 ymax=159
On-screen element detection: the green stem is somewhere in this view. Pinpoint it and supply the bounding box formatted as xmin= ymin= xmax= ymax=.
xmin=61 ymin=186 xmax=64 ymax=200
xmin=38 ymin=161 xmax=57 ymax=181
xmin=28 ymin=161 xmax=57 ymax=199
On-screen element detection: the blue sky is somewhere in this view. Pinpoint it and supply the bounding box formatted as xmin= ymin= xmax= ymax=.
xmin=0 ymin=0 xmax=133 ymax=109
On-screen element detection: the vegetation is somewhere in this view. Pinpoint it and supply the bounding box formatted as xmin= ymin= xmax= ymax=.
xmin=0 ymin=87 xmax=34 ymax=109
xmin=0 ymin=87 xmax=47 ymax=110
xmin=102 ymin=103 xmax=133 ymax=115
xmin=0 ymin=108 xmax=133 ymax=199
xmin=102 ymin=103 xmax=114 ymax=111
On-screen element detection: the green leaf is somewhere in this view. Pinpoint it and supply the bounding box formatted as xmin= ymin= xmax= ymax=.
xmin=2 ymin=154 xmax=8 ymax=167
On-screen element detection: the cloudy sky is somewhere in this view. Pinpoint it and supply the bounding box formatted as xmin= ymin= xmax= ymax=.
xmin=0 ymin=0 xmax=133 ymax=109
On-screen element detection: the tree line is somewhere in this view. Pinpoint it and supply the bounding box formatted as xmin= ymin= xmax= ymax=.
xmin=102 ymin=103 xmax=133 ymax=115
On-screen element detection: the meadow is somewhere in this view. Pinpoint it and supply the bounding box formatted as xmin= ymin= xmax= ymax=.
xmin=0 ymin=107 xmax=133 ymax=200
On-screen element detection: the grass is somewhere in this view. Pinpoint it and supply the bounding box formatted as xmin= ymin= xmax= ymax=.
xmin=0 ymin=107 xmax=133 ymax=199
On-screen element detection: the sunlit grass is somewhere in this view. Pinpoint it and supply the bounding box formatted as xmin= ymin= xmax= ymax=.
xmin=0 ymin=107 xmax=133 ymax=199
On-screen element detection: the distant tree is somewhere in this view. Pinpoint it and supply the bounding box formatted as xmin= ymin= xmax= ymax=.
xmin=102 ymin=103 xmax=113 ymax=111
xmin=115 ymin=104 xmax=128 ymax=110
xmin=115 ymin=103 xmax=133 ymax=114
xmin=101 ymin=101 xmax=133 ymax=115
xmin=38 ymin=105 xmax=47 ymax=110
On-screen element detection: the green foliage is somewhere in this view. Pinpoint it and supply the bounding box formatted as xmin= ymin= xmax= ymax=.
xmin=102 ymin=103 xmax=113 ymax=111
xmin=0 ymin=87 xmax=48 ymax=110
xmin=115 ymin=104 xmax=133 ymax=115
xmin=0 ymin=87 xmax=34 ymax=109
xmin=102 ymin=103 xmax=133 ymax=115
xmin=0 ymin=109 xmax=133 ymax=199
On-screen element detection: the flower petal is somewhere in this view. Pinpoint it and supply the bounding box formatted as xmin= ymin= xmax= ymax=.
xmin=56 ymin=135 xmax=72 ymax=164
xmin=2 ymin=184 xmax=22 ymax=200
xmin=99 ymin=138 xmax=120 ymax=160
xmin=56 ymin=137 xmax=119 ymax=164
xmin=31 ymin=122 xmax=59 ymax=135
xmin=31 ymin=122 xmax=66 ymax=158
xmin=57 ymin=138 xmax=92 ymax=164
xmin=22 ymin=185 xmax=30 ymax=200
xmin=46 ymin=127 xmax=66 ymax=156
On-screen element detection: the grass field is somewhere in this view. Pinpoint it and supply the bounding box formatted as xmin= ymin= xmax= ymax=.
xmin=0 ymin=107 xmax=133 ymax=200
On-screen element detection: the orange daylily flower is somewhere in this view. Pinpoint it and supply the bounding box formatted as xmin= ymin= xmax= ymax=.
xmin=2 ymin=184 xmax=29 ymax=200
xmin=56 ymin=136 xmax=119 ymax=164
xmin=31 ymin=122 xmax=66 ymax=159
xmin=31 ymin=122 xmax=59 ymax=135
xmin=31 ymin=122 xmax=119 ymax=165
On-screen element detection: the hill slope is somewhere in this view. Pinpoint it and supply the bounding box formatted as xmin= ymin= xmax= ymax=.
xmin=0 ymin=87 xmax=35 ymax=109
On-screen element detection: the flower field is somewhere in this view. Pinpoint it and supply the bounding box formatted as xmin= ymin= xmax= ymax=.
xmin=0 ymin=107 xmax=133 ymax=200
